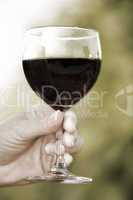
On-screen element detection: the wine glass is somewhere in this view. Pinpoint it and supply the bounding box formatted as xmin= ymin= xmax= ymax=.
xmin=22 ymin=26 xmax=102 ymax=184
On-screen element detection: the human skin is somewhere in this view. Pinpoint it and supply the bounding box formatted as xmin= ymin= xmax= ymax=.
xmin=0 ymin=104 xmax=82 ymax=186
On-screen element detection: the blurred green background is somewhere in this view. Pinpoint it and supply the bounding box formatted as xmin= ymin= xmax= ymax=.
xmin=0 ymin=0 xmax=133 ymax=199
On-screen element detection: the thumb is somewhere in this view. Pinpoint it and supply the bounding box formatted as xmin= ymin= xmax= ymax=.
xmin=42 ymin=110 xmax=64 ymax=134
xmin=18 ymin=110 xmax=64 ymax=140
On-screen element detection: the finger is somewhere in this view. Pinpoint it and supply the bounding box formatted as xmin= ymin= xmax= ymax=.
xmin=42 ymin=110 xmax=63 ymax=135
xmin=40 ymin=135 xmax=56 ymax=173
xmin=62 ymin=130 xmax=79 ymax=148
xmin=64 ymin=111 xmax=77 ymax=124
xmin=28 ymin=103 xmax=54 ymax=120
xmin=63 ymin=111 xmax=77 ymax=133
xmin=62 ymin=128 xmax=84 ymax=153
xmin=18 ymin=110 xmax=63 ymax=140
xmin=45 ymin=143 xmax=56 ymax=155
xmin=45 ymin=141 xmax=65 ymax=156
xmin=62 ymin=131 xmax=75 ymax=147
xmin=41 ymin=153 xmax=55 ymax=173
xmin=42 ymin=138 xmax=66 ymax=172
xmin=56 ymin=129 xmax=63 ymax=139
xmin=40 ymin=133 xmax=56 ymax=155
xmin=65 ymin=135 xmax=84 ymax=154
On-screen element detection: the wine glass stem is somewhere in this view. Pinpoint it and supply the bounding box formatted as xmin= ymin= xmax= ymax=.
xmin=50 ymin=139 xmax=68 ymax=174
xmin=56 ymin=154 xmax=66 ymax=169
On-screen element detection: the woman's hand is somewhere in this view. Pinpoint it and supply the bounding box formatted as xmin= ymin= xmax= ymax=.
xmin=0 ymin=103 xmax=83 ymax=186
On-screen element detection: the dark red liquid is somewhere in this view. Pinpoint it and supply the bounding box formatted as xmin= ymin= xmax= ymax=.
xmin=23 ymin=58 xmax=101 ymax=111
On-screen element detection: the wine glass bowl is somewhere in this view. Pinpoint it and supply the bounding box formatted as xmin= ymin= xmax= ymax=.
xmin=22 ymin=26 xmax=102 ymax=184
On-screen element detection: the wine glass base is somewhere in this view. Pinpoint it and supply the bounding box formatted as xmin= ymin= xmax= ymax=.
xmin=26 ymin=171 xmax=92 ymax=184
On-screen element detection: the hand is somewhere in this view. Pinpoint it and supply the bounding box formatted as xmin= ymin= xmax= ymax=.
xmin=0 ymin=103 xmax=83 ymax=186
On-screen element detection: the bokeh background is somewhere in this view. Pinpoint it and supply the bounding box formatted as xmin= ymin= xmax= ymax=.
xmin=0 ymin=0 xmax=133 ymax=199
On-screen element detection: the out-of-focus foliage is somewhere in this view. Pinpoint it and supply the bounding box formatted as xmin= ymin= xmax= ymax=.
xmin=0 ymin=0 xmax=133 ymax=200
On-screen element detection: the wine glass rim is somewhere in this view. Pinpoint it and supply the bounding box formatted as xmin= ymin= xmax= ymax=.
xmin=25 ymin=26 xmax=99 ymax=40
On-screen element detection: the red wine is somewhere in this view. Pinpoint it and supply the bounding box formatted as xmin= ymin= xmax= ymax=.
xmin=23 ymin=58 xmax=101 ymax=111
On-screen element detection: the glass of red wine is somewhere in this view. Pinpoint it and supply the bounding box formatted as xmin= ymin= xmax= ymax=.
xmin=22 ymin=26 xmax=102 ymax=184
